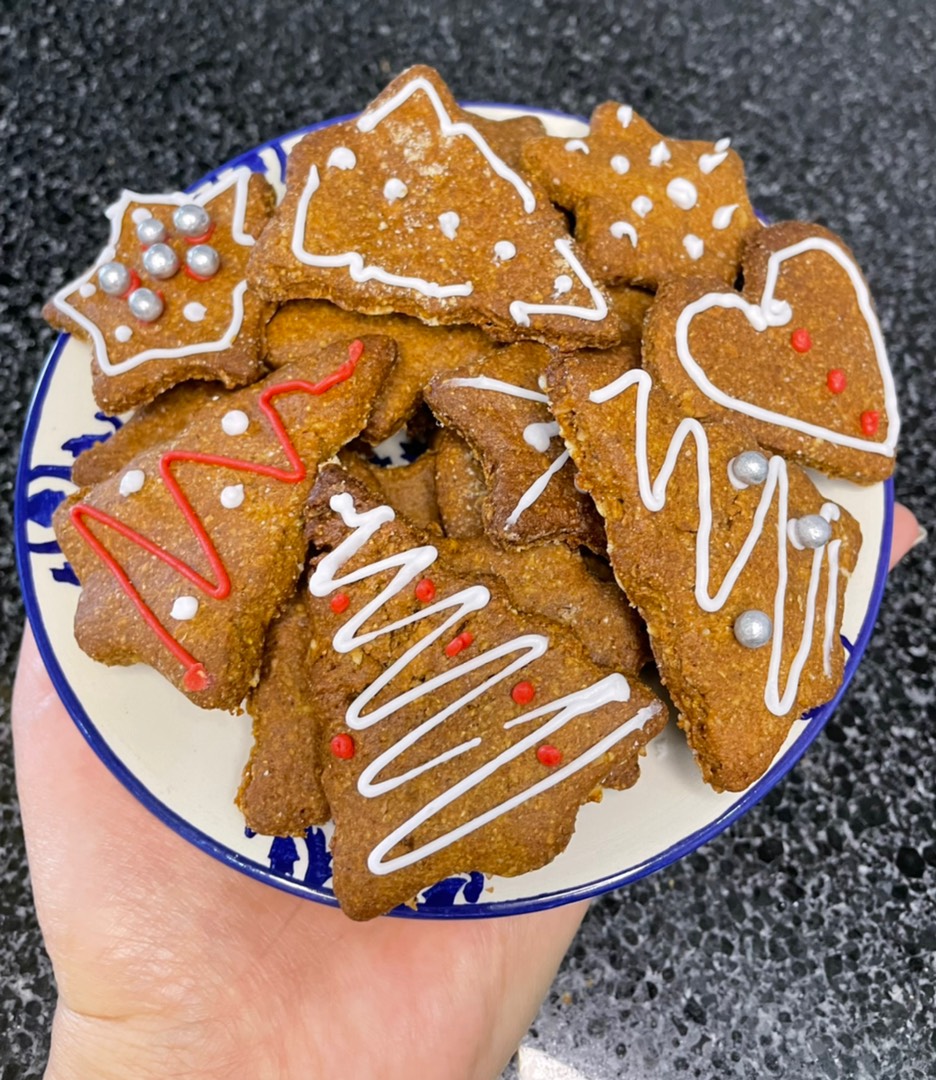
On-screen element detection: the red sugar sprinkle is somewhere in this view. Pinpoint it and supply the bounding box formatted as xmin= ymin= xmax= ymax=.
xmin=511 ymin=681 xmax=536 ymax=705
xmin=827 ymin=369 xmax=847 ymax=394
xmin=790 ymin=328 xmax=813 ymax=353
xmin=415 ymin=578 xmax=436 ymax=603
xmin=537 ymin=744 xmax=563 ymax=768
xmin=860 ymin=410 xmax=880 ymax=436
xmin=445 ymin=631 xmax=474 ymax=658
xmin=330 ymin=733 xmax=355 ymax=760
xmin=330 ymin=593 xmax=350 ymax=614
xmin=183 ymin=664 xmax=209 ymax=692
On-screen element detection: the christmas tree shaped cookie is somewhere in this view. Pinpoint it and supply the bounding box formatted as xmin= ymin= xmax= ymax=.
xmin=45 ymin=166 xmax=276 ymax=413
xmin=248 ymin=65 xmax=621 ymax=350
xmin=643 ymin=222 xmax=899 ymax=483
xmin=521 ymin=102 xmax=757 ymax=289
xmin=54 ymin=337 xmax=397 ymax=710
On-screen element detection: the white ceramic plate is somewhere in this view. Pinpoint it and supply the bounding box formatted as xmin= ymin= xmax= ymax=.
xmin=16 ymin=106 xmax=894 ymax=918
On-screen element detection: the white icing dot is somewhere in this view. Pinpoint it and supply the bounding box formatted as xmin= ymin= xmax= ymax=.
xmin=649 ymin=141 xmax=671 ymax=166
xmin=119 ymin=469 xmax=145 ymax=497
xmin=699 ymin=139 xmax=731 ymax=173
xmin=494 ymin=240 xmax=516 ymax=261
xmin=383 ymin=178 xmax=408 ymax=203
xmin=610 ymin=221 xmax=638 ymax=246
xmin=683 ymin=234 xmax=705 ymax=260
xmin=617 ymin=104 xmax=634 ymax=128
xmin=715 ymin=137 xmax=731 ymax=152
xmin=666 ymin=177 xmax=698 ymax=210
xmin=220 ymin=483 xmax=245 ymax=509
xmin=222 ymin=409 xmax=249 ymax=436
xmin=78 ymin=282 xmax=96 ymax=298
xmin=183 ymin=301 xmax=207 ymax=322
xmin=610 ymin=154 xmax=630 ymax=175
xmin=553 ymin=274 xmax=573 ymax=295
xmin=564 ymin=139 xmax=589 ymax=154
xmin=171 ymin=596 xmax=199 ymax=621
xmin=437 ymin=211 xmax=460 ymax=240
xmin=327 ymin=146 xmax=357 ymax=170
xmin=631 ymin=195 xmax=653 ymax=218
xmin=131 ymin=208 xmax=152 ymax=224
xmin=712 ymin=203 xmax=739 ymax=230
xmin=115 ymin=324 xmax=133 ymax=343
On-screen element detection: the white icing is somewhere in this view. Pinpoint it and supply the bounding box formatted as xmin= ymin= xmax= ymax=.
xmin=565 ymin=139 xmax=589 ymax=154
xmin=666 ymin=177 xmax=698 ymax=210
xmin=52 ymin=167 xmax=255 ymax=376
xmin=307 ymin=492 xmax=660 ymax=874
xmin=437 ymin=211 xmax=460 ymax=239
xmin=327 ymin=146 xmax=357 ymax=170
xmin=171 ymin=595 xmax=199 ymax=621
xmin=712 ymin=204 xmax=739 ymax=230
xmin=509 ymin=237 xmax=609 ymax=327
xmin=683 ymin=234 xmax=705 ymax=260
xmin=554 ymin=274 xmax=573 ymax=295
xmin=118 ymin=469 xmax=145 ymax=496
xmin=183 ymin=302 xmax=207 ymax=322
xmin=523 ymin=420 xmax=561 ymax=452
xmin=610 ymin=154 xmax=630 ymax=175
xmin=617 ymin=104 xmax=634 ymax=128
xmin=383 ymin=177 xmax=408 ymax=203
xmin=589 ymin=369 xmax=845 ymax=716
xmin=505 ymin=451 xmax=571 ymax=528
xmin=78 ymin=282 xmax=96 ymax=298
xmin=494 ymin=240 xmax=516 ymax=261
xmin=631 ymin=196 xmax=653 ymax=218
xmin=131 ymin=208 xmax=152 ymax=223
xmin=445 ymin=376 xmax=548 ymax=404
xmin=221 ymin=409 xmax=249 ymax=436
xmin=649 ymin=141 xmax=671 ymax=166
xmin=673 ymin=237 xmax=899 ymax=456
xmin=699 ymin=139 xmax=731 ymax=174
xmin=823 ymin=539 xmax=842 ymax=677
xmin=610 ymin=221 xmax=638 ymax=246
xmin=220 ymin=483 xmax=245 ymax=509
xmin=115 ymin=324 xmax=133 ymax=343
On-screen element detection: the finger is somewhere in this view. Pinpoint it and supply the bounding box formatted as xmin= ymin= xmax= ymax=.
xmin=890 ymin=502 xmax=924 ymax=569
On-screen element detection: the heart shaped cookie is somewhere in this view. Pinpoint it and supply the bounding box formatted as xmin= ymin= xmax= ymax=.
xmin=642 ymin=221 xmax=899 ymax=483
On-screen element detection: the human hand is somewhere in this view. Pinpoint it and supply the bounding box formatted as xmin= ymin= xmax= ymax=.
xmin=13 ymin=504 xmax=923 ymax=1080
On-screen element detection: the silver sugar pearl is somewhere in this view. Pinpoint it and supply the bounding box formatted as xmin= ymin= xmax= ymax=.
xmin=734 ymin=609 xmax=773 ymax=649
xmin=136 ymin=217 xmax=167 ymax=245
xmin=794 ymin=514 xmax=832 ymax=549
xmin=98 ymin=260 xmax=131 ymax=296
xmin=186 ymin=243 xmax=220 ymax=278
xmin=173 ymin=203 xmax=211 ymax=238
xmin=127 ymin=287 xmax=164 ymax=322
xmin=730 ymin=450 xmax=769 ymax=487
xmin=142 ymin=242 xmax=179 ymax=280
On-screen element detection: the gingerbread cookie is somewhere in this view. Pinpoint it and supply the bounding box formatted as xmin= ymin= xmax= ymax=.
xmin=248 ymin=65 xmax=622 ymax=350
xmin=45 ymin=167 xmax=275 ymax=413
xmin=643 ymin=221 xmax=899 ymax=484
xmin=337 ymin=447 xmax=442 ymax=532
xmin=424 ymin=342 xmax=605 ymax=551
xmin=302 ymin=466 xmax=664 ymax=919
xmin=434 ymin=430 xmax=487 ymax=540
xmin=264 ymin=299 xmax=489 ymax=444
xmin=607 ymin=283 xmax=655 ymax=347
xmin=547 ymin=346 xmax=862 ymax=791
xmin=54 ymin=337 xmax=396 ymax=710
xmin=521 ymin=102 xmax=757 ymax=289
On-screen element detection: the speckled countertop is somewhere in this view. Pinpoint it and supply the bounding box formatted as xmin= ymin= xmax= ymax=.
xmin=1 ymin=3 xmax=933 ymax=1077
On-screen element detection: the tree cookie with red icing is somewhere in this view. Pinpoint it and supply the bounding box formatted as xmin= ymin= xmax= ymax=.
xmin=521 ymin=102 xmax=758 ymax=289
xmin=44 ymin=166 xmax=276 ymax=414
xmin=53 ymin=337 xmax=397 ymax=711
xmin=547 ymin=345 xmax=862 ymax=792
xmin=298 ymin=465 xmax=664 ymax=919
xmin=643 ymin=222 xmax=899 ymax=484
xmin=247 ymin=65 xmax=622 ymax=350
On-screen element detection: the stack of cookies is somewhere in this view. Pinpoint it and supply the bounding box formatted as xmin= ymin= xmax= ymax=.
xmin=45 ymin=65 xmax=898 ymax=920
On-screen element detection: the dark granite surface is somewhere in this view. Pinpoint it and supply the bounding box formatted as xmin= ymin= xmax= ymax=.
xmin=1 ymin=2 xmax=933 ymax=1076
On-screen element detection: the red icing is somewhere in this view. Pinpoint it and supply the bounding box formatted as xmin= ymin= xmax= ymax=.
xmin=183 ymin=265 xmax=217 ymax=283
xmin=120 ymin=269 xmax=142 ymax=299
xmin=330 ymin=733 xmax=356 ymax=760
xmin=790 ymin=328 xmax=812 ymax=353
xmin=185 ymin=223 xmax=216 ymax=245
xmin=511 ymin=681 xmax=535 ymax=705
xmin=330 ymin=593 xmax=350 ymax=614
xmin=860 ymin=409 xmax=880 ymax=436
xmin=445 ymin=631 xmax=474 ymax=658
xmin=536 ymin=744 xmax=562 ymax=767
xmin=827 ymin=369 xmax=847 ymax=394
xmin=415 ymin=578 xmax=436 ymax=603
xmin=69 ymin=340 xmax=365 ymax=691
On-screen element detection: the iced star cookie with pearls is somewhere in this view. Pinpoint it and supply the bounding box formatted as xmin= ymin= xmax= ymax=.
xmin=643 ymin=221 xmax=899 ymax=484
xmin=43 ymin=166 xmax=276 ymax=414
xmin=247 ymin=65 xmax=622 ymax=350
xmin=53 ymin=337 xmax=397 ymax=711
xmin=520 ymin=102 xmax=758 ymax=289
xmin=546 ymin=345 xmax=862 ymax=792
xmin=297 ymin=465 xmax=664 ymax=919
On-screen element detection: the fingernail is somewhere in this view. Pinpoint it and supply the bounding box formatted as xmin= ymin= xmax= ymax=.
xmin=912 ymin=526 xmax=928 ymax=549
